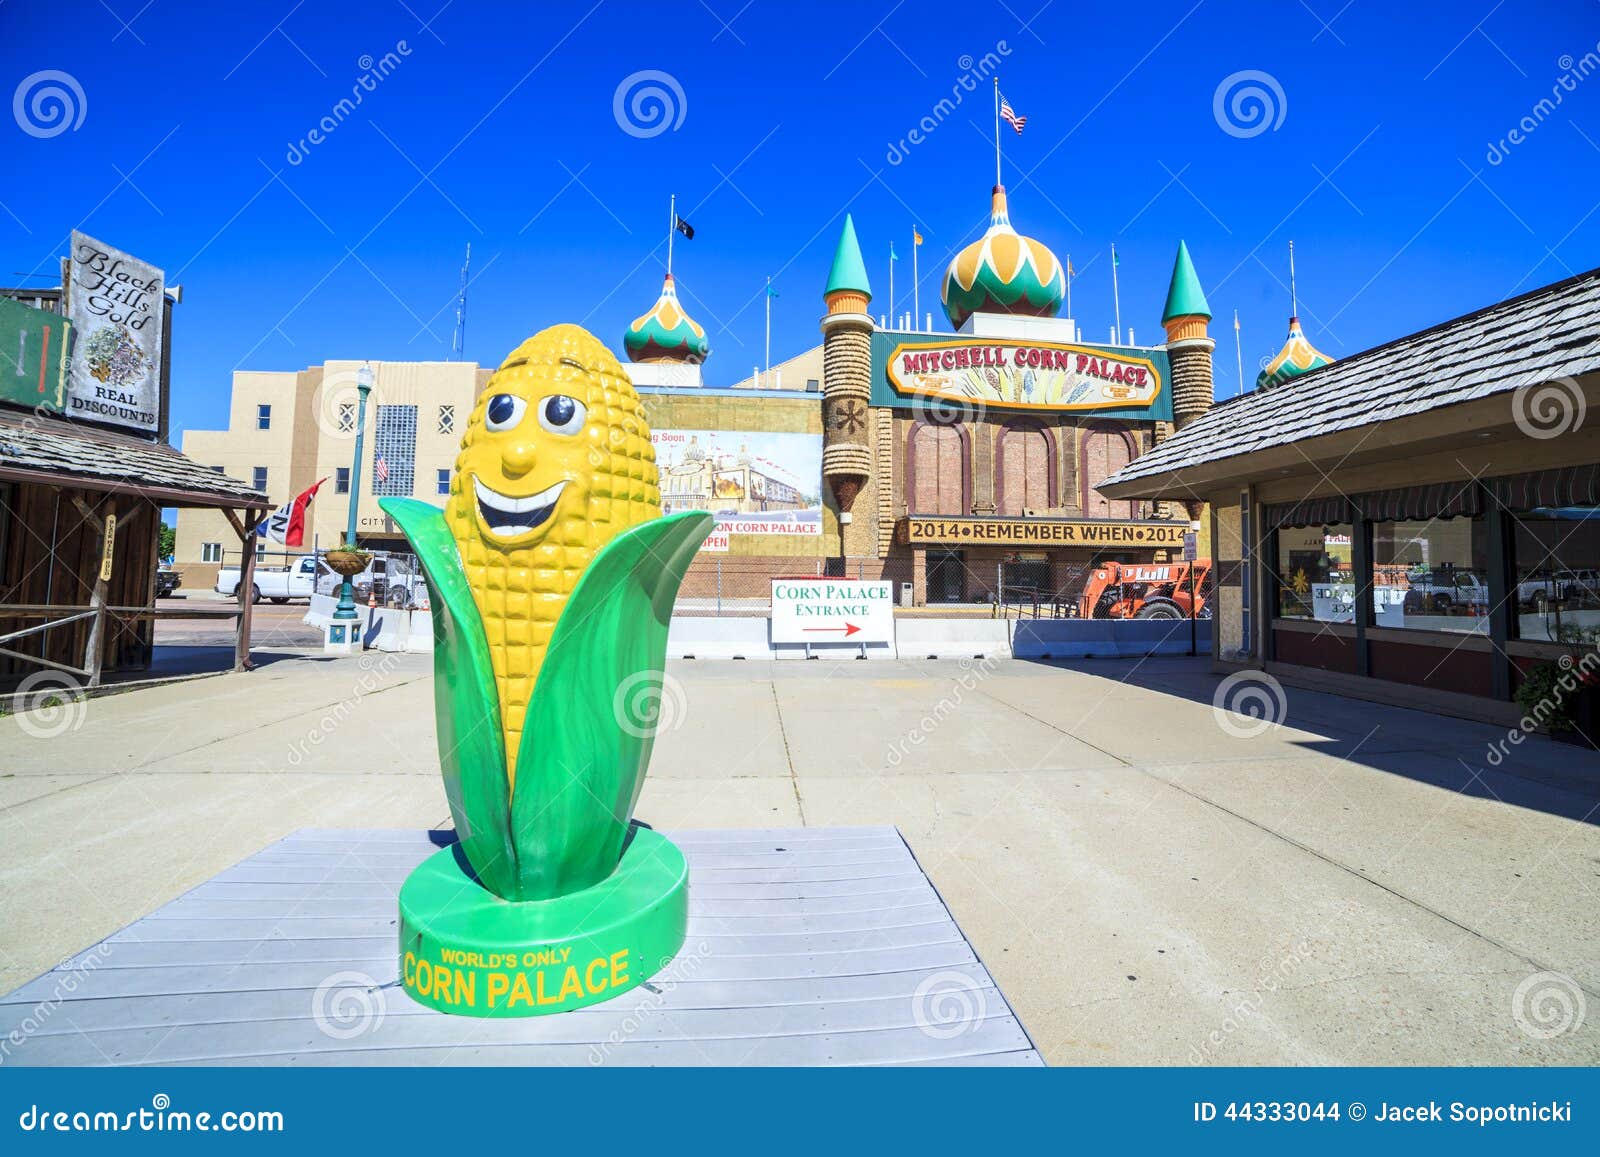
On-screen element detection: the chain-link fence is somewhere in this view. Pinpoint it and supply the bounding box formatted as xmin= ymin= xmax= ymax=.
xmin=674 ymin=554 xmax=1216 ymax=621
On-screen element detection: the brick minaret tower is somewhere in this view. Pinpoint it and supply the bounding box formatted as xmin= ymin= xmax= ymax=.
xmin=820 ymin=215 xmax=873 ymax=518
xmin=1162 ymin=240 xmax=1214 ymax=430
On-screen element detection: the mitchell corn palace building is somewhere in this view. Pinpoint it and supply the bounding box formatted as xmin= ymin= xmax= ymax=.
xmin=624 ymin=184 xmax=1214 ymax=605
xmin=183 ymin=184 xmax=1217 ymax=607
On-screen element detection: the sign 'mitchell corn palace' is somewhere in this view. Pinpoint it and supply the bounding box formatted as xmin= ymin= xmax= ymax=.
xmin=880 ymin=335 xmax=1167 ymax=414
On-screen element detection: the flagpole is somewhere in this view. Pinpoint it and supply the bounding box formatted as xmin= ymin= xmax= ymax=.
xmin=1234 ymin=309 xmax=1245 ymax=398
xmin=1288 ymin=239 xmax=1297 ymax=316
xmin=993 ymin=78 xmax=1002 ymax=186
xmin=912 ymin=228 xmax=919 ymax=328
xmin=765 ymin=275 xmax=771 ymax=382
xmin=1111 ymin=243 xmax=1122 ymax=344
xmin=888 ymin=242 xmax=894 ymax=329
xmin=1065 ymin=253 xmax=1072 ymax=321
xmin=667 ymin=193 xmax=675 ymax=276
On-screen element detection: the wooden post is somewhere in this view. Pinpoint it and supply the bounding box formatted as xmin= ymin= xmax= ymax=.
xmin=232 ymin=509 xmax=259 ymax=671
xmin=70 ymin=495 xmax=114 ymax=687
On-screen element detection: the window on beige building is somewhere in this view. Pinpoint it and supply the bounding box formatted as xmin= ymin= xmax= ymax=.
xmin=438 ymin=405 xmax=455 ymax=434
xmin=256 ymin=403 xmax=271 ymax=430
xmin=335 ymin=467 xmax=350 ymax=494
xmin=436 ymin=468 xmax=450 ymax=496
xmin=201 ymin=542 xmax=223 ymax=563
xmin=252 ymin=466 xmax=268 ymax=492
xmin=338 ymin=403 xmax=355 ymax=433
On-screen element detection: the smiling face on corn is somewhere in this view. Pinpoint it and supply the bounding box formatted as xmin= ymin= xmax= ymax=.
xmin=443 ymin=323 xmax=661 ymax=772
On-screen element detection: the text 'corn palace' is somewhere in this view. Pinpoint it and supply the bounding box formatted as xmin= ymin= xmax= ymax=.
xmin=441 ymin=324 xmax=661 ymax=780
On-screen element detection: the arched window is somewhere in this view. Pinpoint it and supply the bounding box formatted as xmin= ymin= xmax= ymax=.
xmin=1081 ymin=424 xmax=1137 ymax=519
xmin=996 ymin=422 xmax=1056 ymax=516
xmin=907 ymin=421 xmax=969 ymax=515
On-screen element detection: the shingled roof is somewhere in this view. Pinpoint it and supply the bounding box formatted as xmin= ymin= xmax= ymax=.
xmin=0 ymin=411 xmax=267 ymax=508
xmin=1103 ymin=266 xmax=1600 ymax=492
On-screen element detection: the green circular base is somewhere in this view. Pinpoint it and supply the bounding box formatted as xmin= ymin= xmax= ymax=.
xmin=397 ymin=827 xmax=688 ymax=1018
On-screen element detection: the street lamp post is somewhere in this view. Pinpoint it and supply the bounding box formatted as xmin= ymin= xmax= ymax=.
xmin=333 ymin=361 xmax=375 ymax=622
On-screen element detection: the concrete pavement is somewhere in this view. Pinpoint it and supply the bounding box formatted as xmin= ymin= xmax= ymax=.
xmin=1 ymin=650 xmax=1596 ymax=1065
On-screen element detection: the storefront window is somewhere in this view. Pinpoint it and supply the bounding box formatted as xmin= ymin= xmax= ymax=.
xmin=1371 ymin=517 xmax=1488 ymax=634
xmin=1512 ymin=510 xmax=1600 ymax=644
xmin=1274 ymin=525 xmax=1354 ymax=621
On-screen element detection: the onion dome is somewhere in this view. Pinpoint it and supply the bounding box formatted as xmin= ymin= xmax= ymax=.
xmin=942 ymin=186 xmax=1065 ymax=329
xmin=683 ymin=435 xmax=706 ymax=462
xmin=1256 ymin=316 xmax=1333 ymax=389
xmin=624 ymin=273 xmax=709 ymax=364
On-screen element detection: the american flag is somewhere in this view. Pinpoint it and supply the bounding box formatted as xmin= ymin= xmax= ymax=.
xmin=375 ymin=454 xmax=389 ymax=483
xmin=999 ymin=92 xmax=1026 ymax=134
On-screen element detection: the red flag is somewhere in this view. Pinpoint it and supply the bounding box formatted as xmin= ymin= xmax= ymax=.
xmin=255 ymin=477 xmax=326 ymax=547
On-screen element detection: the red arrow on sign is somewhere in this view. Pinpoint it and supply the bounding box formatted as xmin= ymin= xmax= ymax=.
xmin=802 ymin=623 xmax=861 ymax=636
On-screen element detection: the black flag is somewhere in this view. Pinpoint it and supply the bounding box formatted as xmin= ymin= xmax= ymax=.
xmin=674 ymin=215 xmax=695 ymax=241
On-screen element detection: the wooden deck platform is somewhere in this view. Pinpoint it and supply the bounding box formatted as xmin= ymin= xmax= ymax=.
xmin=0 ymin=827 xmax=1041 ymax=1066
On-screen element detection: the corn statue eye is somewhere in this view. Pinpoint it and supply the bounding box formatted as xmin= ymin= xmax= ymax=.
xmin=484 ymin=393 xmax=526 ymax=432
xmin=538 ymin=394 xmax=586 ymax=436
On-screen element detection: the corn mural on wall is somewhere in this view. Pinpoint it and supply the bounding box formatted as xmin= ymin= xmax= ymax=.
xmin=441 ymin=324 xmax=661 ymax=782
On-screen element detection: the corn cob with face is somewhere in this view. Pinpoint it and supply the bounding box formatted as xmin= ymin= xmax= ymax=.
xmin=442 ymin=324 xmax=660 ymax=785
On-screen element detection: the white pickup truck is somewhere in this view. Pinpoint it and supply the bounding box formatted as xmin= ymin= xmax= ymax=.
xmin=216 ymin=555 xmax=319 ymax=604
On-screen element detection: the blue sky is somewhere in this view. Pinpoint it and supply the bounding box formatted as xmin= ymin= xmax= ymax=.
xmin=6 ymin=0 xmax=1600 ymax=441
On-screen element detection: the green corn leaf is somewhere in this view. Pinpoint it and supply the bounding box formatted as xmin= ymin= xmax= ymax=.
xmin=377 ymin=497 xmax=518 ymax=896
xmin=507 ymin=511 xmax=713 ymax=900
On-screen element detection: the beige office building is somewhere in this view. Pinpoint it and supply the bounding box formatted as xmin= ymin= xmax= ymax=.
xmin=174 ymin=360 xmax=491 ymax=589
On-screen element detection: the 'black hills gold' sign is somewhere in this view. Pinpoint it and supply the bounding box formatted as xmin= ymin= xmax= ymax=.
xmin=898 ymin=517 xmax=1187 ymax=548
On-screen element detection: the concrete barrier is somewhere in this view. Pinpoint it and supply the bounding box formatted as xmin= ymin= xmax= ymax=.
xmin=666 ymin=617 xmax=772 ymax=660
xmin=1011 ymin=617 xmax=1211 ymax=659
xmin=895 ymin=618 xmax=1012 ymax=660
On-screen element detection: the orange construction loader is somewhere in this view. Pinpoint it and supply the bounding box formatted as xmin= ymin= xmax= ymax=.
xmin=1079 ymin=559 xmax=1211 ymax=620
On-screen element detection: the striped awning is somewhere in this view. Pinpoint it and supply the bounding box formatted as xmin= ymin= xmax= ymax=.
xmin=1491 ymin=464 xmax=1600 ymax=511
xmin=1262 ymin=495 xmax=1354 ymax=530
xmin=1358 ymin=480 xmax=1483 ymax=522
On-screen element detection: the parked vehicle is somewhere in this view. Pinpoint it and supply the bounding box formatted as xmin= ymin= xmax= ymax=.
xmin=1559 ymin=568 xmax=1600 ymax=604
xmin=1517 ymin=572 xmax=1569 ymax=611
xmin=216 ymin=555 xmax=319 ymax=604
xmin=1079 ymin=559 xmax=1211 ymax=620
xmin=155 ymin=565 xmax=182 ymax=598
xmin=315 ymin=552 xmax=429 ymax=609
xmin=1401 ymin=568 xmax=1489 ymax=616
